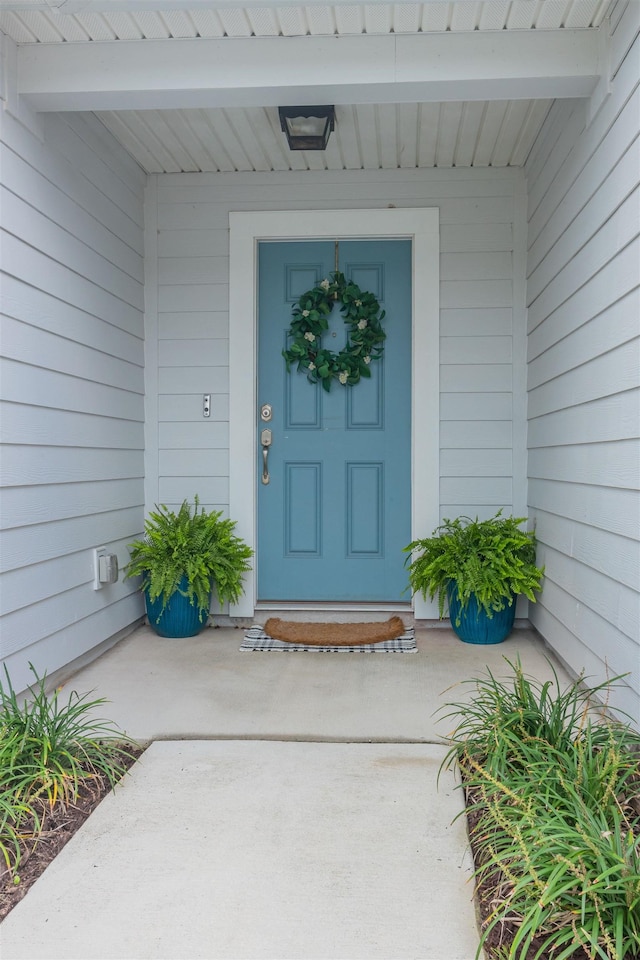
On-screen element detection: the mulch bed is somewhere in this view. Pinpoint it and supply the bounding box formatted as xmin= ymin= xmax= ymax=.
xmin=0 ymin=747 xmax=144 ymax=922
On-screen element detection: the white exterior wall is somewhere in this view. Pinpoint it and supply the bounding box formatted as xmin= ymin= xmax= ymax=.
xmin=0 ymin=108 xmax=147 ymax=693
xmin=146 ymin=166 xmax=529 ymax=538
xmin=525 ymin=3 xmax=640 ymax=724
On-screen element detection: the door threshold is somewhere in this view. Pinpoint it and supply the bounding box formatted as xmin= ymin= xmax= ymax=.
xmin=254 ymin=602 xmax=414 ymax=624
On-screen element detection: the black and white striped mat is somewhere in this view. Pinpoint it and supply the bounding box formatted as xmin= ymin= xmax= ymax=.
xmin=240 ymin=624 xmax=417 ymax=653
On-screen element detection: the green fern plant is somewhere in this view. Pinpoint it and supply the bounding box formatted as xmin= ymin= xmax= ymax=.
xmin=124 ymin=497 xmax=253 ymax=620
xmin=404 ymin=512 xmax=544 ymax=622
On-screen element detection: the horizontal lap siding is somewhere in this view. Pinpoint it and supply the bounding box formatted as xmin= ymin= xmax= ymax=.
xmin=0 ymin=110 xmax=146 ymax=693
xmin=524 ymin=3 xmax=640 ymax=724
xmin=149 ymin=167 xmax=524 ymax=531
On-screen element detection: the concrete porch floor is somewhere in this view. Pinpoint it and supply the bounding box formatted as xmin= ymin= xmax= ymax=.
xmin=0 ymin=624 xmax=572 ymax=959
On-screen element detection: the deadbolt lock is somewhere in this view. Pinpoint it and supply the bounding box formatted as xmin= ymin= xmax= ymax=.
xmin=260 ymin=403 xmax=273 ymax=422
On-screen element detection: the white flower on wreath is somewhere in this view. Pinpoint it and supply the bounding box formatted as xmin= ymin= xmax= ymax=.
xmin=320 ymin=279 xmax=330 ymax=291
xmin=304 ymin=331 xmax=315 ymax=342
xmin=357 ymin=319 xmax=368 ymax=330
xmin=302 ymin=309 xmax=310 ymax=317
xmin=355 ymin=299 xmax=362 ymax=306
xmin=364 ymin=356 xmax=371 ymax=364
xmin=308 ymin=362 xmax=316 ymax=371
xmin=338 ymin=371 xmax=348 ymax=384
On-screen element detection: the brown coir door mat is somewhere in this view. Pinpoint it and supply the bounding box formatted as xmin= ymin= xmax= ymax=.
xmin=263 ymin=616 xmax=406 ymax=646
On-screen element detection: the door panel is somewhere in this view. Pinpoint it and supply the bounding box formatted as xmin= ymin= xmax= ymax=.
xmin=258 ymin=239 xmax=411 ymax=601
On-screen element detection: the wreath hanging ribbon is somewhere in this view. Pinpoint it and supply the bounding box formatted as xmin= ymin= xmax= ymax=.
xmin=282 ymin=271 xmax=386 ymax=391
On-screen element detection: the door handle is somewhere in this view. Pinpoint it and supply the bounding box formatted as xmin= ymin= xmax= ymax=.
xmin=260 ymin=428 xmax=272 ymax=485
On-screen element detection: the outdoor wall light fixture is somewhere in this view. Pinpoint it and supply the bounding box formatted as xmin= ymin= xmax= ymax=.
xmin=278 ymin=105 xmax=335 ymax=151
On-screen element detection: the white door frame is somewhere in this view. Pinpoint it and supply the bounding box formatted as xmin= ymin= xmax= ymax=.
xmin=228 ymin=208 xmax=439 ymax=619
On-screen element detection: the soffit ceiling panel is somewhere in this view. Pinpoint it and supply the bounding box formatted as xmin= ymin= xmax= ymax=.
xmin=0 ymin=1 xmax=612 ymax=43
xmin=92 ymin=98 xmax=554 ymax=173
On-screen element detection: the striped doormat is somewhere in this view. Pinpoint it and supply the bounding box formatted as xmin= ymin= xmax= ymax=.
xmin=240 ymin=624 xmax=417 ymax=653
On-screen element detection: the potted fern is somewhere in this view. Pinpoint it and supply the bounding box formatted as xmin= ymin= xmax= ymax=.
xmin=404 ymin=512 xmax=544 ymax=644
xmin=124 ymin=497 xmax=253 ymax=637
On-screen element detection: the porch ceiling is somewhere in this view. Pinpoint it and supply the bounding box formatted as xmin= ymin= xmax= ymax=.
xmin=0 ymin=1 xmax=615 ymax=173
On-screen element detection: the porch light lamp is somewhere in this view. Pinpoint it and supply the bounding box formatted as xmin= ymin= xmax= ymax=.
xmin=278 ymin=105 xmax=335 ymax=151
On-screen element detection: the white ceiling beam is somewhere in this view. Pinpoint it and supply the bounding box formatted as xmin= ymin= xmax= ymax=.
xmin=17 ymin=29 xmax=600 ymax=112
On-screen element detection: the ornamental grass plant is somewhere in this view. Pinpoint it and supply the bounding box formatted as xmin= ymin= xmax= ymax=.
xmin=441 ymin=659 xmax=640 ymax=960
xmin=0 ymin=665 xmax=137 ymax=879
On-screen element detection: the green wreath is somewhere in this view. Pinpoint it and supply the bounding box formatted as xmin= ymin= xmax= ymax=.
xmin=282 ymin=271 xmax=386 ymax=391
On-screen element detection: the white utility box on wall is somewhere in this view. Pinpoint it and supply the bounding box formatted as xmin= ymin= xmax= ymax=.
xmin=93 ymin=547 xmax=119 ymax=589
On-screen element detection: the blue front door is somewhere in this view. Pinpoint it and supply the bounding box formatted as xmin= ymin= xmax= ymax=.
xmin=257 ymin=239 xmax=411 ymax=602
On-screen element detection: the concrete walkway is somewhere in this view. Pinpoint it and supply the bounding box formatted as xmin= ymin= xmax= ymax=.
xmin=0 ymin=625 xmax=570 ymax=959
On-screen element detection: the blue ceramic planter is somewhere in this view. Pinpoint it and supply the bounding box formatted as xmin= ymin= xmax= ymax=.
xmin=446 ymin=582 xmax=517 ymax=645
xmin=144 ymin=577 xmax=211 ymax=638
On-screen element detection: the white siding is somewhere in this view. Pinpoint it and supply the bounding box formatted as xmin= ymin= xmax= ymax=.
xmin=0 ymin=110 xmax=147 ymax=693
xmin=525 ymin=2 xmax=640 ymax=724
xmin=147 ymin=166 xmax=528 ymax=533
